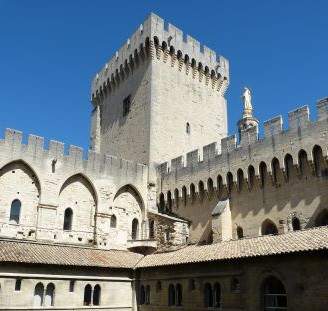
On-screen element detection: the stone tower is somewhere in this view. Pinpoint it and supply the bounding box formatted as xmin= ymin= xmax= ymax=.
xmin=90 ymin=13 xmax=230 ymax=182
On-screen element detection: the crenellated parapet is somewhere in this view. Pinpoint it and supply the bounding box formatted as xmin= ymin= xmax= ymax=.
xmin=157 ymin=97 xmax=328 ymax=197
xmin=1 ymin=128 xmax=146 ymax=181
xmin=91 ymin=12 xmax=229 ymax=102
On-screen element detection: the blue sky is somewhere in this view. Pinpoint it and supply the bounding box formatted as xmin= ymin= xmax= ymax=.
xmin=0 ymin=0 xmax=327 ymax=152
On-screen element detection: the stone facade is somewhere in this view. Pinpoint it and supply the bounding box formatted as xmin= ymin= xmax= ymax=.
xmin=0 ymin=12 xmax=327 ymax=311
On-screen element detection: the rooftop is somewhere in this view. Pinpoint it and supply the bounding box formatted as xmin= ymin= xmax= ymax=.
xmin=0 ymin=226 xmax=327 ymax=269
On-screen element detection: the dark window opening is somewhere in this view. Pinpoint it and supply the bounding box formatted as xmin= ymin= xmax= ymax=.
xmin=139 ymin=285 xmax=145 ymax=305
xmin=292 ymin=217 xmax=301 ymax=231
xmin=189 ymin=279 xmax=196 ymax=291
xmin=168 ymin=284 xmax=175 ymax=306
xmin=262 ymin=220 xmax=278 ymax=235
xmin=63 ymin=208 xmax=73 ymax=230
xmin=149 ymin=220 xmax=155 ymax=239
xmin=145 ymin=285 xmax=151 ymax=305
xmin=15 ymin=279 xmax=22 ymax=291
xmin=237 ymin=226 xmax=244 ymax=239
xmin=156 ymin=281 xmax=162 ymax=292
xmin=214 ymin=282 xmax=222 ymax=308
xmin=110 ymin=215 xmax=117 ymax=228
xmin=231 ymin=277 xmax=240 ymax=293
xmin=204 ymin=283 xmax=213 ymax=308
xmin=186 ymin=122 xmax=190 ymax=134
xmin=83 ymin=284 xmax=92 ymax=306
xmin=261 ymin=276 xmax=287 ymax=310
xmin=123 ymin=95 xmax=131 ymax=117
xmin=176 ymin=284 xmax=182 ymax=306
xmin=93 ymin=284 xmax=101 ymax=306
xmin=69 ymin=280 xmax=75 ymax=292
xmin=10 ymin=199 xmax=21 ymax=224
xmin=132 ymin=218 xmax=139 ymax=240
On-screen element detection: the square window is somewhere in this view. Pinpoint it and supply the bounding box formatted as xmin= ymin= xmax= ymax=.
xmin=123 ymin=95 xmax=131 ymax=117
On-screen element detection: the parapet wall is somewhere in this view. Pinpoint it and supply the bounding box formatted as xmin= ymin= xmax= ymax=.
xmin=1 ymin=128 xmax=146 ymax=180
xmin=91 ymin=12 xmax=229 ymax=101
xmin=157 ymin=97 xmax=328 ymax=195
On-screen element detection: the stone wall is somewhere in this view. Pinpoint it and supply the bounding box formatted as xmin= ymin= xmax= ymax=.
xmin=137 ymin=251 xmax=328 ymax=311
xmin=157 ymin=99 xmax=328 ymax=243
xmin=0 ymin=129 xmax=149 ymax=249
xmin=0 ymin=263 xmax=134 ymax=310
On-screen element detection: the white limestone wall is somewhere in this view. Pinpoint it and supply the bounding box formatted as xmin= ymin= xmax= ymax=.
xmin=0 ymin=129 xmax=148 ymax=249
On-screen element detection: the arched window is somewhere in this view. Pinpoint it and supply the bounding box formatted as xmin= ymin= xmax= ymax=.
xmin=199 ymin=181 xmax=205 ymax=201
xmin=149 ymin=220 xmax=155 ymax=239
xmin=204 ymin=283 xmax=213 ymax=308
xmin=156 ymin=281 xmax=162 ymax=292
xmin=207 ymin=178 xmax=214 ymax=199
xmin=248 ymin=165 xmax=255 ymax=189
xmin=139 ymin=285 xmax=145 ymax=305
xmin=272 ymin=158 xmax=280 ymax=185
xmin=261 ymin=276 xmax=287 ymax=310
xmin=167 ymin=191 xmax=172 ymax=212
xmin=284 ymin=154 xmax=293 ymax=182
xmin=259 ymin=162 xmax=267 ymax=187
xmin=132 ymin=218 xmax=139 ymax=240
xmin=182 ymin=186 xmax=187 ymax=206
xmin=34 ymin=282 xmax=44 ymax=307
xmin=292 ymin=217 xmax=301 ymax=231
xmin=217 ymin=175 xmax=223 ymax=197
xmin=10 ymin=199 xmax=21 ymax=224
xmin=231 ymin=277 xmax=240 ymax=293
xmin=237 ymin=226 xmax=244 ymax=239
xmin=237 ymin=169 xmax=244 ymax=192
xmin=168 ymin=284 xmax=175 ymax=306
xmin=176 ymin=283 xmax=182 ymax=306
xmin=313 ymin=145 xmax=325 ymax=177
xmin=214 ymin=282 xmax=222 ymax=308
xmin=190 ymin=184 xmax=195 ymax=203
xmin=174 ymin=188 xmax=179 ymax=208
xmin=227 ymin=172 xmax=233 ymax=194
xmin=83 ymin=284 xmax=92 ymax=306
xmin=189 ymin=279 xmax=196 ymax=291
xmin=45 ymin=283 xmax=55 ymax=307
xmin=110 ymin=215 xmax=117 ymax=228
xmin=262 ymin=219 xmax=278 ymax=235
xmin=63 ymin=208 xmax=73 ymax=230
xmin=93 ymin=284 xmax=101 ymax=306
xmin=315 ymin=209 xmax=328 ymax=227
xmin=186 ymin=122 xmax=190 ymax=134
xmin=159 ymin=193 xmax=165 ymax=212
xmin=145 ymin=285 xmax=151 ymax=305
xmin=298 ymin=149 xmax=308 ymax=177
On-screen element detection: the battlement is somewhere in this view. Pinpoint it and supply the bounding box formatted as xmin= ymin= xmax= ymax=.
xmin=91 ymin=12 xmax=229 ymax=101
xmin=0 ymin=128 xmax=147 ymax=179
xmin=158 ymin=97 xmax=328 ymax=187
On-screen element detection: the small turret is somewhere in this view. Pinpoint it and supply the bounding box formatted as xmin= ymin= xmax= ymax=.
xmin=237 ymin=87 xmax=259 ymax=141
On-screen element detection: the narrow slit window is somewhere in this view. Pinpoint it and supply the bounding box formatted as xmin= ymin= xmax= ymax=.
xmin=123 ymin=95 xmax=131 ymax=117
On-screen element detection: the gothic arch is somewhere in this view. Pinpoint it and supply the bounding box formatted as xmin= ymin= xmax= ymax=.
xmin=113 ymin=184 xmax=145 ymax=214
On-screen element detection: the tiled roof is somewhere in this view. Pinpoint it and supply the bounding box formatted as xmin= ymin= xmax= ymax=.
xmin=0 ymin=240 xmax=142 ymax=269
xmin=136 ymin=226 xmax=328 ymax=268
xmin=1 ymin=227 xmax=327 ymax=269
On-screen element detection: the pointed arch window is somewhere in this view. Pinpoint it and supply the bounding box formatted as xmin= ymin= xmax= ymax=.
xmin=262 ymin=219 xmax=278 ymax=235
xmin=10 ymin=199 xmax=21 ymax=224
xmin=248 ymin=165 xmax=255 ymax=189
xmin=207 ymin=178 xmax=214 ymax=199
xmin=63 ymin=208 xmax=73 ymax=230
xmin=149 ymin=220 xmax=155 ymax=239
xmin=259 ymin=162 xmax=267 ymax=187
xmin=174 ymin=188 xmax=179 ymax=208
xmin=284 ymin=154 xmax=293 ymax=182
xmin=182 ymin=186 xmax=187 ymax=206
xmin=261 ymin=276 xmax=287 ymax=310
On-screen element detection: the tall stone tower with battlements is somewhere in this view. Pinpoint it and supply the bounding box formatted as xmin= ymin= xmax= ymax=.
xmin=90 ymin=13 xmax=229 ymax=182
